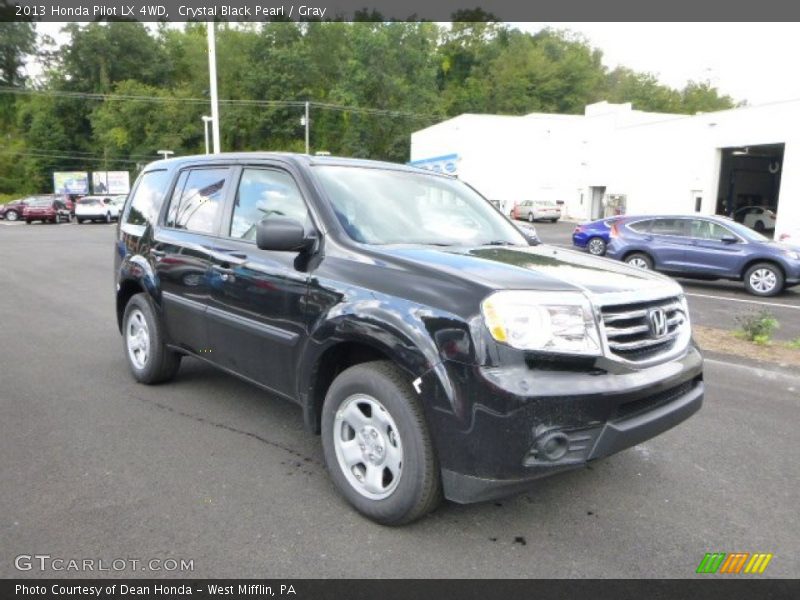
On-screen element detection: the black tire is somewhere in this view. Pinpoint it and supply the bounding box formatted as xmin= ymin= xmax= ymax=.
xmin=121 ymin=293 xmax=181 ymax=384
xmin=105 ymin=212 xmax=112 ymax=223
xmin=587 ymin=236 xmax=607 ymax=256
xmin=527 ymin=212 xmax=534 ymax=223
xmin=754 ymin=220 xmax=765 ymax=233
xmin=77 ymin=218 xmax=84 ymax=224
xmin=25 ymin=219 xmax=31 ymax=224
xmin=321 ymin=361 xmax=442 ymax=525
xmin=743 ymin=262 xmax=784 ymax=297
xmin=6 ymin=210 xmax=19 ymax=222
xmin=625 ymin=252 xmax=654 ymax=270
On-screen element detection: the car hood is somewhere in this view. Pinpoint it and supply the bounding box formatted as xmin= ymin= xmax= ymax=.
xmin=370 ymin=243 xmax=682 ymax=303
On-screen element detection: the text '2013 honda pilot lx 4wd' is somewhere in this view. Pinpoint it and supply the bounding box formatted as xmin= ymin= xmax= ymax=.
xmin=115 ymin=153 xmax=703 ymax=525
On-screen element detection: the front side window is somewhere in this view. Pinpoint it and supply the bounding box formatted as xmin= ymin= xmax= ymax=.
xmin=229 ymin=168 xmax=309 ymax=241
xmin=313 ymin=166 xmax=526 ymax=246
xmin=166 ymin=168 xmax=229 ymax=234
xmin=124 ymin=170 xmax=171 ymax=230
xmin=627 ymin=219 xmax=653 ymax=233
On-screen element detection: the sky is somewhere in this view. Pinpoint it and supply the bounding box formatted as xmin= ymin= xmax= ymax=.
xmin=31 ymin=22 xmax=800 ymax=107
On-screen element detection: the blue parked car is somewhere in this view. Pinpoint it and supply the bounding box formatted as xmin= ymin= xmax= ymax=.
xmin=605 ymin=215 xmax=800 ymax=296
xmin=571 ymin=216 xmax=623 ymax=255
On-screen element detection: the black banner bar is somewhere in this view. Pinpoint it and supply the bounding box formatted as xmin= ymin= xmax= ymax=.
xmin=3 ymin=580 xmax=800 ymax=600
xmin=5 ymin=0 xmax=800 ymax=22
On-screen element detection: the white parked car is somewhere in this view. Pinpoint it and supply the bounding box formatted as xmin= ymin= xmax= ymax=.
xmin=733 ymin=206 xmax=777 ymax=232
xmin=512 ymin=200 xmax=562 ymax=223
xmin=75 ymin=195 xmax=125 ymax=224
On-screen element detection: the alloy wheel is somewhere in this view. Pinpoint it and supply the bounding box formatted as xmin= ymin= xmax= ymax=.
xmin=749 ymin=268 xmax=777 ymax=294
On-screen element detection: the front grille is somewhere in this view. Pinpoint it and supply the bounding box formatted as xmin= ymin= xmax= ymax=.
xmin=600 ymin=296 xmax=688 ymax=363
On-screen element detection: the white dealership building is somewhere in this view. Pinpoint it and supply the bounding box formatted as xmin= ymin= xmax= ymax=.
xmin=410 ymin=99 xmax=799 ymax=237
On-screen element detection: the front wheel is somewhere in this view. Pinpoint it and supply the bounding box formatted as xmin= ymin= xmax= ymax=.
xmin=321 ymin=361 xmax=441 ymax=525
xmin=6 ymin=210 xmax=19 ymax=222
xmin=744 ymin=262 xmax=783 ymax=296
xmin=625 ymin=252 xmax=653 ymax=270
xmin=754 ymin=220 xmax=765 ymax=233
xmin=587 ymin=237 xmax=607 ymax=256
xmin=122 ymin=293 xmax=181 ymax=384
xmin=527 ymin=212 xmax=534 ymax=222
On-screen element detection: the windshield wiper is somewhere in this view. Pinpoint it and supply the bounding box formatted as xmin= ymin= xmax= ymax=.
xmin=482 ymin=240 xmax=518 ymax=246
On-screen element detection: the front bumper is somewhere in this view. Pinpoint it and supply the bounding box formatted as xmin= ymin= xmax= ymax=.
xmin=421 ymin=346 xmax=703 ymax=504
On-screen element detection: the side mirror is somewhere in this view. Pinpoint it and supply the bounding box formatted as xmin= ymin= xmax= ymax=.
xmin=720 ymin=235 xmax=738 ymax=244
xmin=256 ymin=217 xmax=316 ymax=252
xmin=515 ymin=223 xmax=540 ymax=246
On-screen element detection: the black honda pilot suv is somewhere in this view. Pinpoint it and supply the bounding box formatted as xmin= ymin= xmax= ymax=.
xmin=115 ymin=153 xmax=703 ymax=525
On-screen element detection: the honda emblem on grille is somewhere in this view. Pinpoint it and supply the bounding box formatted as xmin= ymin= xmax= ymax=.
xmin=648 ymin=308 xmax=668 ymax=338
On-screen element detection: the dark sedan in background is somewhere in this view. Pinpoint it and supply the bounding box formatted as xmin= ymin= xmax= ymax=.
xmin=605 ymin=215 xmax=800 ymax=296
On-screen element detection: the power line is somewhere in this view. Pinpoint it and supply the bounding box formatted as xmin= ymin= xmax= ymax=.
xmin=0 ymin=86 xmax=440 ymax=121
xmin=0 ymin=149 xmax=140 ymax=164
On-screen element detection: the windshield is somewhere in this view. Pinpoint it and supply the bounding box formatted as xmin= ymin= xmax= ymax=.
xmin=79 ymin=198 xmax=102 ymax=206
xmin=313 ymin=166 xmax=527 ymax=246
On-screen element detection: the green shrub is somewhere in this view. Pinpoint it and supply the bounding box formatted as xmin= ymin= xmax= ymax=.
xmin=789 ymin=338 xmax=800 ymax=350
xmin=735 ymin=310 xmax=779 ymax=345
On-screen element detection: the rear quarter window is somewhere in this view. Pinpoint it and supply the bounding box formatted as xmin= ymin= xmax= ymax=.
xmin=122 ymin=170 xmax=171 ymax=235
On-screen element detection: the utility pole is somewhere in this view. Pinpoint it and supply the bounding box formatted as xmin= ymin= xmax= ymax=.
xmin=202 ymin=116 xmax=212 ymax=154
xmin=207 ymin=22 xmax=221 ymax=154
xmin=304 ymin=101 xmax=310 ymax=154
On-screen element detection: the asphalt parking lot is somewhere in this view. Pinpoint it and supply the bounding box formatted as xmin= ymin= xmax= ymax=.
xmin=1 ymin=222 xmax=798 ymax=578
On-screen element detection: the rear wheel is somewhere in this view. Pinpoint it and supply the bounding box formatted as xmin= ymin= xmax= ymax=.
xmin=587 ymin=237 xmax=607 ymax=256
xmin=105 ymin=212 xmax=112 ymax=223
xmin=754 ymin=220 xmax=765 ymax=233
xmin=77 ymin=218 xmax=84 ymax=224
xmin=122 ymin=293 xmax=181 ymax=384
xmin=321 ymin=361 xmax=441 ymax=525
xmin=527 ymin=212 xmax=534 ymax=222
xmin=6 ymin=210 xmax=18 ymax=222
xmin=744 ymin=262 xmax=783 ymax=296
xmin=625 ymin=252 xmax=653 ymax=270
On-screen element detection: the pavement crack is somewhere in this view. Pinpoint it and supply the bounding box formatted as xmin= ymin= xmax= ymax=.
xmin=136 ymin=396 xmax=323 ymax=468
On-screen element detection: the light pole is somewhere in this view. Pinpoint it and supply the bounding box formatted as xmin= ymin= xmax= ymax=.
xmin=201 ymin=116 xmax=213 ymax=154
xmin=157 ymin=150 xmax=174 ymax=160
xmin=300 ymin=101 xmax=309 ymax=154
xmin=207 ymin=22 xmax=221 ymax=153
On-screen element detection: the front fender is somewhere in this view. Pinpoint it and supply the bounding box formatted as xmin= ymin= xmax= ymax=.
xmin=296 ymin=287 xmax=472 ymax=433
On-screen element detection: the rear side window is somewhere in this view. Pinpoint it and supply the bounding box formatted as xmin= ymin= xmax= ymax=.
xmin=627 ymin=219 xmax=653 ymax=233
xmin=649 ymin=219 xmax=687 ymax=236
xmin=123 ymin=170 xmax=170 ymax=231
xmin=229 ymin=168 xmax=309 ymax=241
xmin=166 ymin=168 xmax=230 ymax=234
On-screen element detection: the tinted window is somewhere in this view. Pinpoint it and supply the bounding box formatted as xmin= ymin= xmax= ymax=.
xmin=650 ymin=219 xmax=687 ymax=236
xmin=124 ymin=170 xmax=170 ymax=229
xmin=166 ymin=168 xmax=229 ymax=234
xmin=230 ymin=169 xmax=309 ymax=241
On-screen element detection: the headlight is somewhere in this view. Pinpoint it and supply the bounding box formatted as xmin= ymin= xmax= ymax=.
xmin=481 ymin=291 xmax=601 ymax=355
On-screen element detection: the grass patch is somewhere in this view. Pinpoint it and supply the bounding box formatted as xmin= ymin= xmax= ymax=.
xmin=694 ymin=325 xmax=800 ymax=367
xmin=734 ymin=310 xmax=779 ymax=345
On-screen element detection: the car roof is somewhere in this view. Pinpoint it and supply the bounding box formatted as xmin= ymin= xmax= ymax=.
xmin=142 ymin=152 xmax=450 ymax=178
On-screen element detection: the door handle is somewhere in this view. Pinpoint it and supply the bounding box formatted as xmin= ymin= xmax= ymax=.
xmin=149 ymin=249 xmax=166 ymax=259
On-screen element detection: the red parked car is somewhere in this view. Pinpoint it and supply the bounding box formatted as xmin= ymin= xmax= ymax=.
xmin=22 ymin=196 xmax=72 ymax=224
xmin=0 ymin=197 xmax=30 ymax=222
